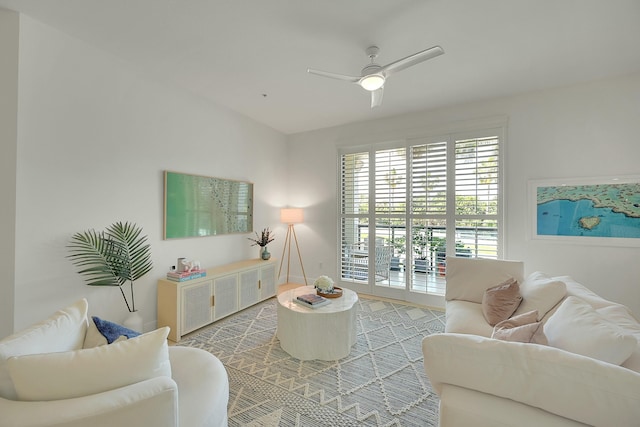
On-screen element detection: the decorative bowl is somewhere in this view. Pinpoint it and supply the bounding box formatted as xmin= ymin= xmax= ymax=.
xmin=317 ymin=287 xmax=343 ymax=298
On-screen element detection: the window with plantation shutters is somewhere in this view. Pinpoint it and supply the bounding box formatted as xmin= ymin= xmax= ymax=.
xmin=340 ymin=152 xmax=370 ymax=281
xmin=375 ymin=148 xmax=407 ymax=216
xmin=454 ymin=136 xmax=500 ymax=259
xmin=341 ymin=152 xmax=369 ymax=215
xmin=338 ymin=125 xmax=503 ymax=296
xmin=411 ymin=142 xmax=447 ymax=216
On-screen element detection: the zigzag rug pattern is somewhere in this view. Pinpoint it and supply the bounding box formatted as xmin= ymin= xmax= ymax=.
xmin=179 ymin=296 xmax=445 ymax=426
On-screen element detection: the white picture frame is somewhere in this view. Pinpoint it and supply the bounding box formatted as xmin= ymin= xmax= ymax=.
xmin=528 ymin=175 xmax=640 ymax=247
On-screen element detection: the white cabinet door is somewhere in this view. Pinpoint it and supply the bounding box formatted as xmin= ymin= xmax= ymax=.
xmin=260 ymin=262 xmax=277 ymax=299
xmin=213 ymin=274 xmax=239 ymax=321
xmin=239 ymin=268 xmax=260 ymax=309
xmin=180 ymin=279 xmax=213 ymax=334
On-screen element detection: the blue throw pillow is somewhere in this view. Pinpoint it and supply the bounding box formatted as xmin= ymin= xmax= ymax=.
xmin=92 ymin=316 xmax=141 ymax=344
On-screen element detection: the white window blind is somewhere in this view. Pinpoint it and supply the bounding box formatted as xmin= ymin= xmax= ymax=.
xmin=411 ymin=142 xmax=447 ymax=215
xmin=375 ymin=148 xmax=407 ymax=216
xmin=454 ymin=136 xmax=500 ymax=258
xmin=341 ymin=152 xmax=369 ymax=215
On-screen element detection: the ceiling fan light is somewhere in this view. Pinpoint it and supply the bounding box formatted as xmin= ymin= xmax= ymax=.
xmin=359 ymin=74 xmax=385 ymax=91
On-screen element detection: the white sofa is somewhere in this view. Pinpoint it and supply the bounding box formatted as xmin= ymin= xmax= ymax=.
xmin=422 ymin=257 xmax=640 ymax=427
xmin=0 ymin=299 xmax=229 ymax=427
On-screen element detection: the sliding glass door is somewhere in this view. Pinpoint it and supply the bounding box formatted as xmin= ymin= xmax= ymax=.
xmin=338 ymin=127 xmax=503 ymax=305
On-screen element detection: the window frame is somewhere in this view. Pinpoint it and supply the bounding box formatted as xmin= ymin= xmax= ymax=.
xmin=337 ymin=120 xmax=506 ymax=294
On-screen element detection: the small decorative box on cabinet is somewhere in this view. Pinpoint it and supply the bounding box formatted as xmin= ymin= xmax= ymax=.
xmin=157 ymin=258 xmax=277 ymax=342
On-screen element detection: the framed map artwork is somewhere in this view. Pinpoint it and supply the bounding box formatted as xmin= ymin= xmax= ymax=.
xmin=529 ymin=176 xmax=640 ymax=246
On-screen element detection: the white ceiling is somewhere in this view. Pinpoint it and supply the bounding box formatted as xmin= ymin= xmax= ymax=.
xmin=2 ymin=0 xmax=640 ymax=135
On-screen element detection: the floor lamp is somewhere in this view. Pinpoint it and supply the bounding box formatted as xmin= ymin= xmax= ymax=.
xmin=278 ymin=208 xmax=308 ymax=285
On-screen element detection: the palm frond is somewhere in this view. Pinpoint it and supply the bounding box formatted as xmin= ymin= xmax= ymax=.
xmin=67 ymin=222 xmax=153 ymax=312
xmin=67 ymin=230 xmax=123 ymax=287
xmin=105 ymin=222 xmax=153 ymax=282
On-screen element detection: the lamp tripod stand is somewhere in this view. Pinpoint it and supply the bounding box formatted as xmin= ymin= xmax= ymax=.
xmin=278 ymin=223 xmax=308 ymax=285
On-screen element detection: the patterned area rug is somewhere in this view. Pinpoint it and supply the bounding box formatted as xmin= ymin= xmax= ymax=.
xmin=178 ymin=296 xmax=445 ymax=426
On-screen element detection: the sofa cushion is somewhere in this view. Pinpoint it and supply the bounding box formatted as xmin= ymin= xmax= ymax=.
xmin=7 ymin=326 xmax=171 ymax=401
xmin=445 ymin=257 xmax=525 ymax=303
xmin=545 ymin=296 xmax=637 ymax=365
xmin=481 ymin=278 xmax=522 ymax=326
xmin=513 ymin=272 xmax=567 ymax=320
xmin=422 ymin=333 xmax=640 ymax=427
xmin=0 ymin=299 xmax=89 ymax=400
xmin=445 ymin=300 xmax=494 ymax=336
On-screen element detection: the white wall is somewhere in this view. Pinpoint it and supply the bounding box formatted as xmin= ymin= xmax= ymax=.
xmin=8 ymin=14 xmax=288 ymax=333
xmin=287 ymin=72 xmax=640 ymax=317
xmin=0 ymin=9 xmax=19 ymax=338
xmin=4 ymin=12 xmax=640 ymax=336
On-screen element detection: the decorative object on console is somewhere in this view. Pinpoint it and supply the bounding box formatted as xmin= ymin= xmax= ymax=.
xmin=166 ymin=269 xmax=207 ymax=282
xmin=247 ymin=228 xmax=275 ymax=260
xmin=67 ymin=221 xmax=153 ymax=314
xmin=278 ymin=208 xmax=308 ymax=285
xmin=177 ymin=258 xmax=201 ymax=273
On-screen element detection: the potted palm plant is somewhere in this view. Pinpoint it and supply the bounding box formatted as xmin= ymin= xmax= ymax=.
xmin=67 ymin=221 xmax=153 ymax=330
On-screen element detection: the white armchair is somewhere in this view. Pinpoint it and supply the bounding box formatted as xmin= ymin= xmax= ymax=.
xmin=0 ymin=299 xmax=229 ymax=427
xmin=373 ymin=245 xmax=393 ymax=281
xmin=345 ymin=242 xmax=393 ymax=281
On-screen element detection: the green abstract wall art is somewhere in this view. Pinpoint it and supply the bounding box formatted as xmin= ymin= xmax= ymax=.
xmin=164 ymin=171 xmax=253 ymax=239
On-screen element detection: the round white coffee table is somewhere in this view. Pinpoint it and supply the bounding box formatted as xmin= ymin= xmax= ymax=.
xmin=276 ymin=285 xmax=359 ymax=360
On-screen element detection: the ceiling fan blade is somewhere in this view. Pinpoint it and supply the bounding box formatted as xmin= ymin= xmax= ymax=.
xmin=371 ymin=87 xmax=384 ymax=108
xmin=307 ymin=68 xmax=360 ymax=83
xmin=380 ymin=46 xmax=444 ymax=76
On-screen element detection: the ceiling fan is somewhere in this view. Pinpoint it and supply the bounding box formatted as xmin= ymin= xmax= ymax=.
xmin=307 ymin=45 xmax=444 ymax=108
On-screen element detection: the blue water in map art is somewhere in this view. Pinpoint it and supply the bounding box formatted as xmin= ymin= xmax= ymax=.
xmin=537 ymin=199 xmax=640 ymax=238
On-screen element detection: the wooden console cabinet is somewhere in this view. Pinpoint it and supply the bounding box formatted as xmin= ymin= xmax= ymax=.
xmin=157 ymin=258 xmax=277 ymax=342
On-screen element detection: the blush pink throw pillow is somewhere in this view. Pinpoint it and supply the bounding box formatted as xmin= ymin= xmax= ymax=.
xmin=492 ymin=310 xmax=548 ymax=345
xmin=482 ymin=278 xmax=523 ymax=326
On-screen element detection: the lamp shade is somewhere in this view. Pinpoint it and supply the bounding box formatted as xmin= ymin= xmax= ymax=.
xmin=280 ymin=208 xmax=304 ymax=224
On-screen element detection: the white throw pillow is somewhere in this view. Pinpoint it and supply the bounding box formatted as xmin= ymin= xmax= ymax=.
xmin=83 ymin=316 xmax=109 ymax=348
xmin=7 ymin=326 xmax=171 ymax=401
xmin=596 ymin=304 xmax=640 ymax=372
xmin=513 ymin=271 xmax=567 ymax=320
xmin=0 ymin=299 xmax=89 ymax=399
xmin=545 ymin=296 xmax=637 ymax=365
